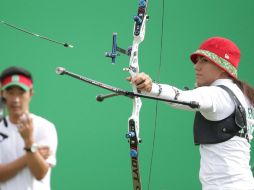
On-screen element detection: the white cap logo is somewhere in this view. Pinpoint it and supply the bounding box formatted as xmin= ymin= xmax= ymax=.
xmin=225 ymin=54 xmax=230 ymax=59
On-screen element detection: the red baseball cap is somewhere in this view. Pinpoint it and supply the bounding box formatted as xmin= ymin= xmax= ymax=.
xmin=0 ymin=66 xmax=33 ymax=91
xmin=190 ymin=37 xmax=240 ymax=78
xmin=1 ymin=75 xmax=32 ymax=91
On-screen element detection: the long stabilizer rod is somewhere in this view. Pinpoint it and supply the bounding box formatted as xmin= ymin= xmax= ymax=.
xmin=55 ymin=67 xmax=200 ymax=108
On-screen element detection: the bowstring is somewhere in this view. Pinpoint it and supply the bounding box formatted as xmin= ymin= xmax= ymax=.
xmin=147 ymin=0 xmax=165 ymax=189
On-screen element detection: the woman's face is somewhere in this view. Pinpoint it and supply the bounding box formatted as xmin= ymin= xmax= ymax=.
xmin=194 ymin=56 xmax=225 ymax=87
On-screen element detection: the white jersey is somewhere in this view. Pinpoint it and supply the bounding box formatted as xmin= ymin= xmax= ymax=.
xmin=0 ymin=114 xmax=58 ymax=190
xmin=149 ymin=79 xmax=254 ymax=190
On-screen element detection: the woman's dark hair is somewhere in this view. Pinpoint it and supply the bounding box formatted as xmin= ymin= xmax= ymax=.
xmin=233 ymin=78 xmax=254 ymax=106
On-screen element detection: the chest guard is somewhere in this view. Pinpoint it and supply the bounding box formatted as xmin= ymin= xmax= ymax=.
xmin=193 ymin=85 xmax=247 ymax=145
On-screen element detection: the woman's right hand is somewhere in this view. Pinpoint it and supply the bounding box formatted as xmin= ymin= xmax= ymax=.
xmin=126 ymin=72 xmax=153 ymax=92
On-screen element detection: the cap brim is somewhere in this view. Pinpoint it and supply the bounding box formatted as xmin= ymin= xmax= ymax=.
xmin=2 ymin=82 xmax=30 ymax=91
xmin=190 ymin=51 xmax=237 ymax=79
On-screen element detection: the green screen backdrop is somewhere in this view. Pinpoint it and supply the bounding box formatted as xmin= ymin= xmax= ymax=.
xmin=1 ymin=0 xmax=254 ymax=190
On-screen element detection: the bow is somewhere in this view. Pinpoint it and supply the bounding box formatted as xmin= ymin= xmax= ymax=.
xmin=56 ymin=1 xmax=199 ymax=189
xmin=105 ymin=1 xmax=149 ymax=188
xmin=124 ymin=1 xmax=148 ymax=189
xmin=57 ymin=1 xmax=198 ymax=189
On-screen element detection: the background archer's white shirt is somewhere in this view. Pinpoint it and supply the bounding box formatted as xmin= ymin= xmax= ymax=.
xmin=0 ymin=114 xmax=58 ymax=190
xmin=149 ymin=79 xmax=254 ymax=190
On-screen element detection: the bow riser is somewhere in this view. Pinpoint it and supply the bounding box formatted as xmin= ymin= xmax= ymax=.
xmin=128 ymin=1 xmax=149 ymax=190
